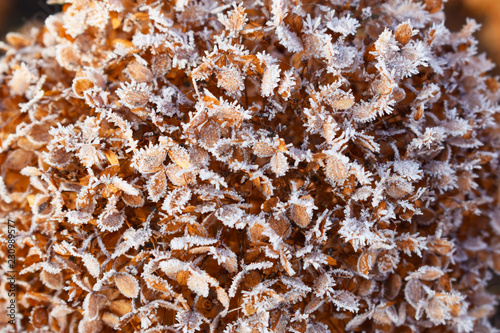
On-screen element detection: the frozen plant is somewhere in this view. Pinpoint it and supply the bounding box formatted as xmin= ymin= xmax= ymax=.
xmin=0 ymin=0 xmax=499 ymax=332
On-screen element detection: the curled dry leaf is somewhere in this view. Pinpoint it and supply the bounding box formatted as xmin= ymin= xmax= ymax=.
xmin=122 ymin=191 xmax=145 ymax=207
xmin=144 ymin=274 xmax=173 ymax=294
xmin=78 ymin=318 xmax=103 ymax=333
xmin=97 ymin=210 xmax=125 ymax=232
xmin=426 ymin=297 xmax=448 ymax=325
xmin=357 ymin=251 xmax=377 ymax=277
xmin=5 ymin=149 xmax=34 ymax=170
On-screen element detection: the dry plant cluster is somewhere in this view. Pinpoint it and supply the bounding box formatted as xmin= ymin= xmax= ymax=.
xmin=0 ymin=0 xmax=499 ymax=332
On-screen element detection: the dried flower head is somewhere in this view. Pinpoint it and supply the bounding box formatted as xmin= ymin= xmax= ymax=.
xmin=0 ymin=0 xmax=499 ymax=332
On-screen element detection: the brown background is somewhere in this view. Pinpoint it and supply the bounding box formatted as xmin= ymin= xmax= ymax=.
xmin=0 ymin=0 xmax=62 ymax=38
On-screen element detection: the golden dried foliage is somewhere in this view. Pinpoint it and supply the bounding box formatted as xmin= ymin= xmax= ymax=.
xmin=0 ymin=0 xmax=499 ymax=332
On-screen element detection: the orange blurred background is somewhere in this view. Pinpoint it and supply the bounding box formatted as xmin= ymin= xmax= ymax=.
xmin=445 ymin=0 xmax=500 ymax=75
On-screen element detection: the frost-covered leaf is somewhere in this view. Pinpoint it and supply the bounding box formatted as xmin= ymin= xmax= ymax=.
xmin=405 ymin=265 xmax=444 ymax=281
xmin=329 ymin=290 xmax=359 ymax=313
xmin=147 ymin=170 xmax=167 ymax=202
xmin=115 ymin=273 xmax=139 ymax=298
